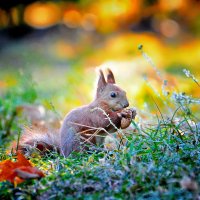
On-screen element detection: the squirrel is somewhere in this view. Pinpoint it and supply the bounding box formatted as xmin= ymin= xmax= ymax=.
xmin=14 ymin=69 xmax=136 ymax=157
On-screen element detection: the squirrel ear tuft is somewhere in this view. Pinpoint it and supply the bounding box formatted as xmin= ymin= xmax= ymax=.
xmin=96 ymin=69 xmax=106 ymax=97
xmin=106 ymin=68 xmax=115 ymax=84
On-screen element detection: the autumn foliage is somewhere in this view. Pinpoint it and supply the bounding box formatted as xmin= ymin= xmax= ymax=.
xmin=0 ymin=152 xmax=45 ymax=185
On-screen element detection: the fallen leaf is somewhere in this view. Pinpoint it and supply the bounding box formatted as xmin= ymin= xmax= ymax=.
xmin=0 ymin=152 xmax=45 ymax=185
xmin=15 ymin=166 xmax=44 ymax=179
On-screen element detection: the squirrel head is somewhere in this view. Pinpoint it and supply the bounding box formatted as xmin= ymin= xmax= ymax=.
xmin=95 ymin=68 xmax=129 ymax=111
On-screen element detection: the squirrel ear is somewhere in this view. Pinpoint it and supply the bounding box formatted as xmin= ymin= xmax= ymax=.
xmin=96 ymin=69 xmax=106 ymax=97
xmin=106 ymin=68 xmax=115 ymax=84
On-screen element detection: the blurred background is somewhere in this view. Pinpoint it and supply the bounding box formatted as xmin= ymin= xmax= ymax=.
xmin=0 ymin=0 xmax=200 ymax=115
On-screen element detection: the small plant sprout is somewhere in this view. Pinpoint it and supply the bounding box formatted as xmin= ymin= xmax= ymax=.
xmin=183 ymin=68 xmax=200 ymax=87
xmin=142 ymin=74 xmax=160 ymax=97
xmin=162 ymin=80 xmax=169 ymax=96
xmin=138 ymin=44 xmax=143 ymax=50
xmin=138 ymin=44 xmax=162 ymax=79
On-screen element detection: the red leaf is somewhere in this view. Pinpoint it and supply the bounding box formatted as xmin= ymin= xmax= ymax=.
xmin=0 ymin=152 xmax=45 ymax=185
xmin=16 ymin=152 xmax=32 ymax=167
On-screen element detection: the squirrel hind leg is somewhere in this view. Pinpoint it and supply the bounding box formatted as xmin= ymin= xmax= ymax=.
xmin=60 ymin=127 xmax=80 ymax=158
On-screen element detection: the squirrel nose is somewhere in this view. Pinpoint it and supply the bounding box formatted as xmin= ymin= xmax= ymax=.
xmin=123 ymin=101 xmax=129 ymax=108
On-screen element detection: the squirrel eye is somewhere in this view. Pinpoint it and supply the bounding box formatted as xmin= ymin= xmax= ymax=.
xmin=110 ymin=92 xmax=117 ymax=98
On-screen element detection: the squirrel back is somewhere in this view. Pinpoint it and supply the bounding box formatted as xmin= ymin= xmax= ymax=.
xmin=15 ymin=69 xmax=136 ymax=157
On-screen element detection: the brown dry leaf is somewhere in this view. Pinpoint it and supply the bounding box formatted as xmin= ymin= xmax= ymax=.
xmin=0 ymin=152 xmax=45 ymax=185
xmin=15 ymin=167 xmax=44 ymax=179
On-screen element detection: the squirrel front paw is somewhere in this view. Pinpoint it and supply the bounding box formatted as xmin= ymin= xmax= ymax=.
xmin=117 ymin=108 xmax=137 ymax=129
xmin=129 ymin=108 xmax=137 ymax=120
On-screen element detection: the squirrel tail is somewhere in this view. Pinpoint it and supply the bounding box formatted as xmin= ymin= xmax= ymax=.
xmin=12 ymin=126 xmax=60 ymax=155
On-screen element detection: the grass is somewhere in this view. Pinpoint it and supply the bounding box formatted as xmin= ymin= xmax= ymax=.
xmin=0 ymin=60 xmax=200 ymax=199
xmin=1 ymin=123 xmax=200 ymax=199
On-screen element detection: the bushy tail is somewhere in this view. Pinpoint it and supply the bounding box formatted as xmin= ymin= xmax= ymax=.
xmin=12 ymin=126 xmax=60 ymax=155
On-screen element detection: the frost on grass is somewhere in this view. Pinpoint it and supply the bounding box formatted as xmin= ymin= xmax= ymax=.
xmin=183 ymin=68 xmax=200 ymax=87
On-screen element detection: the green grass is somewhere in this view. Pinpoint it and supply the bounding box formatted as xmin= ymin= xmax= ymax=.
xmin=1 ymin=124 xmax=199 ymax=199
xmin=0 ymin=67 xmax=200 ymax=199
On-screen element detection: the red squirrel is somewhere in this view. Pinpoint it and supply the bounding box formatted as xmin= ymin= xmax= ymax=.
xmin=16 ymin=69 xmax=136 ymax=157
